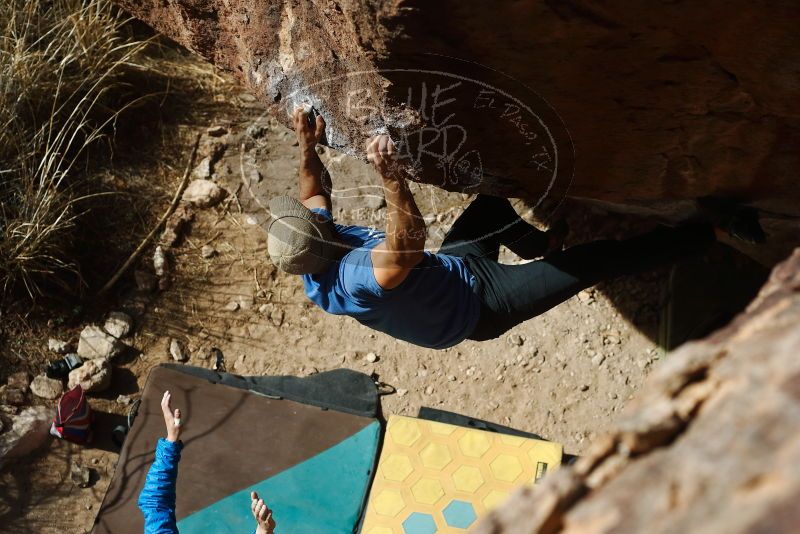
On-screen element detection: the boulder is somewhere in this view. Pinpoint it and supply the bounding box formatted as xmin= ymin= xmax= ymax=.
xmin=474 ymin=248 xmax=800 ymax=534
xmin=68 ymin=358 xmax=112 ymax=393
xmin=30 ymin=374 xmax=64 ymax=400
xmin=77 ymin=325 xmax=121 ymax=360
xmin=181 ymin=179 xmax=227 ymax=208
xmin=112 ymin=0 xmax=800 ymax=231
xmin=104 ymin=311 xmax=134 ymax=339
xmin=0 ymin=406 xmax=52 ymax=463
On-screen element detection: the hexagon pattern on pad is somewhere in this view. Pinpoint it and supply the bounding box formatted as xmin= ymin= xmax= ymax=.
xmin=362 ymin=415 xmax=563 ymax=533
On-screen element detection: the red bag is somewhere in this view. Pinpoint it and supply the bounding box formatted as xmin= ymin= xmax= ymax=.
xmin=50 ymin=385 xmax=93 ymax=444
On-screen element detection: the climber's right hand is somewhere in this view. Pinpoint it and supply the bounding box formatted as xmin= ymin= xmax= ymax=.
xmin=293 ymin=107 xmax=325 ymax=152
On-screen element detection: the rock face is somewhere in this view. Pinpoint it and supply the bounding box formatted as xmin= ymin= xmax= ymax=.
xmin=473 ymin=248 xmax=800 ymax=534
xmin=112 ymin=0 xmax=800 ymax=226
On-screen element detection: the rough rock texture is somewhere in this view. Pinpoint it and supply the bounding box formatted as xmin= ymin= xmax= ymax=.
xmin=103 ymin=311 xmax=134 ymax=339
xmin=77 ymin=325 xmax=121 ymax=360
xmin=0 ymin=406 xmax=52 ymax=464
xmin=68 ymin=358 xmax=112 ymax=393
xmin=113 ymin=0 xmax=800 ymax=229
xmin=30 ymin=375 xmax=64 ymax=400
xmin=473 ymin=248 xmax=800 ymax=534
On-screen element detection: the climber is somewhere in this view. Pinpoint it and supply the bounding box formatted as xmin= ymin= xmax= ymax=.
xmin=138 ymin=391 xmax=277 ymax=534
xmin=266 ymin=108 xmax=717 ymax=349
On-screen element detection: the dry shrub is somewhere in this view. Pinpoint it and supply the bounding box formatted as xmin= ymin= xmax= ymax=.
xmin=0 ymin=0 xmax=149 ymax=299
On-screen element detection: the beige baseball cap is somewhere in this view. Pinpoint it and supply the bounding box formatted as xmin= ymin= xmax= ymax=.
xmin=267 ymin=196 xmax=342 ymax=274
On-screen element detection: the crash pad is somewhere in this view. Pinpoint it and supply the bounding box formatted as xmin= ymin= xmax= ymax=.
xmin=360 ymin=415 xmax=563 ymax=533
xmin=93 ymin=365 xmax=380 ymax=534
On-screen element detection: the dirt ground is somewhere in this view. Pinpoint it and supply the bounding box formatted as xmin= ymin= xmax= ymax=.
xmin=2 ymin=62 xmax=674 ymax=534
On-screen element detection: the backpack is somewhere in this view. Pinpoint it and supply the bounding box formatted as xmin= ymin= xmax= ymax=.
xmin=50 ymin=385 xmax=93 ymax=444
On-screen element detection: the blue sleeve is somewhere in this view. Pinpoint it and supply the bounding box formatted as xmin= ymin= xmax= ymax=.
xmin=138 ymin=438 xmax=183 ymax=534
xmin=340 ymin=248 xmax=388 ymax=302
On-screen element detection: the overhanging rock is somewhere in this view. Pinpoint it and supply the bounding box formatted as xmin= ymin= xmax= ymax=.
xmin=116 ymin=1 xmax=800 ymax=224
xmin=472 ymin=247 xmax=800 ymax=533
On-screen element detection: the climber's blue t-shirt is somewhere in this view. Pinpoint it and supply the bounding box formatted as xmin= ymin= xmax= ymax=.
xmin=302 ymin=208 xmax=481 ymax=349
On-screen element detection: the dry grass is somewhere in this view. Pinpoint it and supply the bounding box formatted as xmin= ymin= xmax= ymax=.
xmin=0 ymin=0 xmax=151 ymax=299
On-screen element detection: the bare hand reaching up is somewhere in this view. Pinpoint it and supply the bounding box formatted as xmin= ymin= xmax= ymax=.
xmin=251 ymin=491 xmax=276 ymax=534
xmin=161 ymin=390 xmax=182 ymax=443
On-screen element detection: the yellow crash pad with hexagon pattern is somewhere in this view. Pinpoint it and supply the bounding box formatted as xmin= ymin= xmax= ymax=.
xmin=361 ymin=415 xmax=563 ymax=533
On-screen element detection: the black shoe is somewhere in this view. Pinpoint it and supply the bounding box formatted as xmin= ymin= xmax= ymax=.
xmin=46 ymin=354 xmax=83 ymax=379
xmin=697 ymin=197 xmax=766 ymax=244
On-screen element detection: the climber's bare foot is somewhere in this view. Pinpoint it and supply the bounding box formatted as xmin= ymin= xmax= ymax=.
xmin=251 ymin=491 xmax=276 ymax=534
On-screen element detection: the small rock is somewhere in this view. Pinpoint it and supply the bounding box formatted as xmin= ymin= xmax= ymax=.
xmin=169 ymin=339 xmax=188 ymax=362
xmin=68 ymin=358 xmax=112 ymax=393
xmin=201 ymin=245 xmax=216 ymax=259
xmin=246 ymin=124 xmax=267 ymax=139
xmin=269 ymin=308 xmax=284 ymax=327
xmin=48 ymin=338 xmax=70 ymax=354
xmin=0 ymin=406 xmax=52 ymax=461
xmin=30 ymin=375 xmax=63 ymax=400
xmin=580 ymin=384 xmax=590 ymax=392
xmin=507 ymin=334 xmax=525 ymax=347
xmin=591 ymin=353 xmax=607 ymax=366
xmin=258 ymin=304 xmax=271 ymax=314
xmin=224 ymin=301 xmax=240 ymax=312
xmin=424 ymin=386 xmax=434 ymax=395
xmin=396 ymin=388 xmax=408 ymax=397
xmin=77 ymin=325 xmax=121 ymax=360
xmin=206 ymin=125 xmax=228 ymax=137
xmin=116 ymin=394 xmax=133 ymax=406
xmin=364 ymin=352 xmax=378 ymax=363
xmin=71 ymin=462 xmax=91 ymax=488
xmin=305 ymin=367 xmax=319 ymax=376
xmin=182 ymin=179 xmax=227 ymax=208
xmin=192 ymin=156 xmax=213 ymax=179
xmin=447 ymin=375 xmax=456 ymax=382
xmin=104 ymin=311 xmax=133 ymax=339
xmin=245 ymin=216 xmax=258 ymax=225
